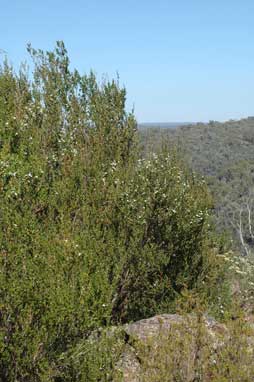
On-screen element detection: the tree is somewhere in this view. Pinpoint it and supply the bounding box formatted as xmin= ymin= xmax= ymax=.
xmin=227 ymin=190 xmax=254 ymax=257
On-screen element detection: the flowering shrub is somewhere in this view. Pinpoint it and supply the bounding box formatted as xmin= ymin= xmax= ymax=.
xmin=0 ymin=42 xmax=229 ymax=381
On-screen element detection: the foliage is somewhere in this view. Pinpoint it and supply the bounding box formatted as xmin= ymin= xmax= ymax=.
xmin=140 ymin=119 xmax=254 ymax=311
xmin=58 ymin=328 xmax=125 ymax=382
xmin=0 ymin=42 xmax=229 ymax=381
xmin=140 ymin=117 xmax=254 ymax=254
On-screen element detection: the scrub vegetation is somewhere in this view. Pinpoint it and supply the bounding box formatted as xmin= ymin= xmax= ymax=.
xmin=0 ymin=42 xmax=252 ymax=381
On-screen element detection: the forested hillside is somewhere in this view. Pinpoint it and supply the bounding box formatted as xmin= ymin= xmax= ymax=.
xmin=140 ymin=118 xmax=254 ymax=260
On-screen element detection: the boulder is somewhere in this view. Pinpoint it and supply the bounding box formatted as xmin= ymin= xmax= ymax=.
xmin=115 ymin=314 xmax=229 ymax=382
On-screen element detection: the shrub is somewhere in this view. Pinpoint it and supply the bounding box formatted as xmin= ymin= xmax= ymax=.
xmin=0 ymin=42 xmax=229 ymax=381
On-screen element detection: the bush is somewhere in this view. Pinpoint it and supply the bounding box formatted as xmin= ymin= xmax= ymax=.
xmin=0 ymin=42 xmax=229 ymax=381
xmin=111 ymin=152 xmax=229 ymax=322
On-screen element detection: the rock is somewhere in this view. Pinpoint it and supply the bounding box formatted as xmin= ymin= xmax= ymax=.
xmin=116 ymin=314 xmax=228 ymax=382
xmin=115 ymin=344 xmax=141 ymax=382
xmin=124 ymin=314 xmax=185 ymax=341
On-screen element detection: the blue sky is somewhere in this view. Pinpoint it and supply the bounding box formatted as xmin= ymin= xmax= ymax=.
xmin=1 ymin=0 xmax=254 ymax=122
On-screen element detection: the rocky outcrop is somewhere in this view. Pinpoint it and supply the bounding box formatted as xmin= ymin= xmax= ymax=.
xmin=81 ymin=313 xmax=254 ymax=381
xmin=114 ymin=314 xmax=249 ymax=382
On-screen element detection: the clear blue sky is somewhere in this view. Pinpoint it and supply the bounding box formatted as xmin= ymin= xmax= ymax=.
xmin=1 ymin=0 xmax=254 ymax=122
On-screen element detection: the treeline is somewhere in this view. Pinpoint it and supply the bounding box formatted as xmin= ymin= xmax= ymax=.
xmin=0 ymin=43 xmax=230 ymax=381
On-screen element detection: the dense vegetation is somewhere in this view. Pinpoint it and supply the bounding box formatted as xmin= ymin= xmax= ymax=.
xmin=0 ymin=43 xmax=246 ymax=381
xmin=140 ymin=118 xmax=254 ymax=253
xmin=140 ymin=120 xmax=254 ymax=306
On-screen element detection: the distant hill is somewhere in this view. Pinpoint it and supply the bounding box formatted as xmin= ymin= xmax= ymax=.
xmin=140 ymin=117 xmax=254 ymax=175
xmin=138 ymin=122 xmax=193 ymax=129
